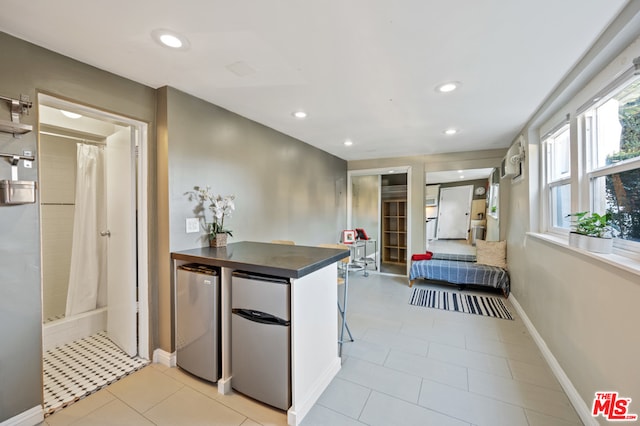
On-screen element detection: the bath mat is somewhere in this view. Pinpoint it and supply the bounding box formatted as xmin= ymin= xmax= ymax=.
xmin=409 ymin=288 xmax=513 ymax=320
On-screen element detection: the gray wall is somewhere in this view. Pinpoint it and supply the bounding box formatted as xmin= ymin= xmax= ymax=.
xmin=166 ymin=87 xmax=346 ymax=250
xmin=352 ymin=175 xmax=380 ymax=242
xmin=158 ymin=87 xmax=347 ymax=351
xmin=0 ymin=32 xmax=156 ymax=421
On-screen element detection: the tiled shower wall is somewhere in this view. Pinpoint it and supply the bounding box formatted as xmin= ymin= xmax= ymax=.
xmin=40 ymin=133 xmax=76 ymax=320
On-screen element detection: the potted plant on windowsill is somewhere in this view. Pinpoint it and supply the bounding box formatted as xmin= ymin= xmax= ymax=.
xmin=567 ymin=211 xmax=618 ymax=254
xmin=185 ymin=186 xmax=235 ymax=247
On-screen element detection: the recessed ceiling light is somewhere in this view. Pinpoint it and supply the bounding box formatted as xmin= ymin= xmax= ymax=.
xmin=436 ymin=81 xmax=462 ymax=93
xmin=388 ymin=170 xmax=395 ymax=174
xmin=344 ymin=139 xmax=353 ymax=146
xmin=460 ymin=175 xmax=465 ymax=179
xmin=292 ymin=111 xmax=307 ymax=119
xmin=151 ymin=29 xmax=190 ymax=50
xmin=457 ymin=170 xmax=463 ymax=173
xmin=60 ymin=110 xmax=82 ymax=119
xmin=444 ymin=128 xmax=458 ymax=135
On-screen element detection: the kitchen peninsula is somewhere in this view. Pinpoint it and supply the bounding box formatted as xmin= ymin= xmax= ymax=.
xmin=171 ymin=241 xmax=349 ymax=426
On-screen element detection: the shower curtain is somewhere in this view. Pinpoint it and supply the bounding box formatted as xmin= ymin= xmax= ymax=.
xmin=66 ymin=144 xmax=106 ymax=317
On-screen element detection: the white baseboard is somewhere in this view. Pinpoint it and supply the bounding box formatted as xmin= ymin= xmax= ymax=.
xmin=152 ymin=348 xmax=176 ymax=367
xmin=287 ymin=357 xmax=341 ymax=426
xmin=0 ymin=406 xmax=43 ymax=426
xmin=218 ymin=377 xmax=232 ymax=395
xmin=509 ymin=295 xmax=597 ymax=426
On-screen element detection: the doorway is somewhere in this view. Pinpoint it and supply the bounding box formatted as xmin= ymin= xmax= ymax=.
xmin=38 ymin=94 xmax=149 ymax=414
xmin=348 ymin=166 xmax=412 ymax=276
xmin=425 ymin=168 xmax=495 ymax=252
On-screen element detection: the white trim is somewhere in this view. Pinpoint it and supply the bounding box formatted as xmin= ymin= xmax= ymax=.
xmin=136 ymin=124 xmax=150 ymax=360
xmin=217 ymin=377 xmax=232 ymax=395
xmin=152 ymin=348 xmax=176 ymax=367
xmin=37 ymin=94 xmax=150 ymax=361
xmin=509 ymin=295 xmax=598 ymax=426
xmin=0 ymin=406 xmax=43 ymax=426
xmin=287 ymin=358 xmax=341 ymax=426
xmin=528 ymin=232 xmax=640 ymax=277
xmin=347 ymin=166 xmax=412 ymax=276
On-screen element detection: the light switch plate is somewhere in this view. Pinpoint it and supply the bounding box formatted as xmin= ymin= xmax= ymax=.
xmin=186 ymin=218 xmax=200 ymax=233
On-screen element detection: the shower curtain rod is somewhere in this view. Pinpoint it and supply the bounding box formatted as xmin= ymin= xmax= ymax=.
xmin=40 ymin=130 xmax=106 ymax=146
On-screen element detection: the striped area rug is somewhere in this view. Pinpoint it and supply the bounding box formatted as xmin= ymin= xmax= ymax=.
xmin=409 ymin=288 xmax=513 ymax=320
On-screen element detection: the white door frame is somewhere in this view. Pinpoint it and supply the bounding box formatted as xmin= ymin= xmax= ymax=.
xmin=38 ymin=93 xmax=150 ymax=360
xmin=347 ymin=166 xmax=412 ymax=275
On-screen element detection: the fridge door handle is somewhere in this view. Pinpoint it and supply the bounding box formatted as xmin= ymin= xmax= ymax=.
xmin=232 ymin=308 xmax=290 ymax=326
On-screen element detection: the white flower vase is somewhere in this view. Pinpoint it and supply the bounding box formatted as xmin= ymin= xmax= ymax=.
xmin=568 ymin=233 xmax=612 ymax=254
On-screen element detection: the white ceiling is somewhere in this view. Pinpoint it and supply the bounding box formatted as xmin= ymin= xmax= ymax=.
xmin=427 ymin=168 xmax=494 ymax=185
xmin=0 ymin=0 xmax=629 ymax=161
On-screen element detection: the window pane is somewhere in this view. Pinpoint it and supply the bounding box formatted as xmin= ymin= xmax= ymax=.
xmin=592 ymin=169 xmax=640 ymax=243
xmin=551 ymin=184 xmax=571 ymax=229
xmin=591 ymin=79 xmax=640 ymax=169
xmin=550 ymin=128 xmax=570 ymax=181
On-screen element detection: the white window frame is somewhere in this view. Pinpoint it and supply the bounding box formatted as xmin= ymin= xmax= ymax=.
xmin=578 ymin=72 xmax=640 ymax=255
xmin=543 ymin=123 xmax=572 ymax=235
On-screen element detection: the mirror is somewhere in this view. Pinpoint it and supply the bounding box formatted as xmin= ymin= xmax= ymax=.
xmin=424 ymin=168 xmax=498 ymax=254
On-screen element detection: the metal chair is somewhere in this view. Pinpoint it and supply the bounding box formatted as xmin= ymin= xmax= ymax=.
xmin=319 ymin=243 xmax=354 ymax=356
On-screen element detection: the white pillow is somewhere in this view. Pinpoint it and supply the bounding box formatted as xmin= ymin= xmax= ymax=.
xmin=476 ymin=240 xmax=507 ymax=269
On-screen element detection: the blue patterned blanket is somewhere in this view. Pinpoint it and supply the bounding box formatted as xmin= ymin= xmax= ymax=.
xmin=410 ymin=256 xmax=510 ymax=297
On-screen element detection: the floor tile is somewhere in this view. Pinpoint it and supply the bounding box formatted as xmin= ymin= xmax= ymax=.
xmin=400 ymin=322 xmax=466 ymax=348
xmin=337 ymin=357 xmax=422 ymax=403
xmin=418 ymin=379 xmax=529 ymax=426
xmin=299 ymin=405 xmax=367 ymax=426
xmin=144 ymin=386 xmax=246 ymax=426
xmin=317 ymin=377 xmax=370 ymax=419
xmin=106 ymin=365 xmax=183 ymax=413
xmin=525 ymin=409 xmax=582 ymax=426
xmin=71 ymin=399 xmax=155 ymax=426
xmin=361 ymin=328 xmax=429 ymax=356
xmin=360 ymin=391 xmax=470 ymax=426
xmin=428 ymin=342 xmax=512 ymax=377
xmin=340 ymin=338 xmax=390 ymax=365
xmin=45 ymin=391 xmax=115 ymax=426
xmin=384 ymin=350 xmax=468 ymax=390
xmin=163 ymin=366 xmax=220 ymax=400
xmin=215 ymin=390 xmax=288 ymax=426
xmin=467 ymin=369 xmax=580 ymax=423
xmin=465 ymin=335 xmax=546 ymax=366
xmin=432 ymin=318 xmax=502 ymax=341
xmin=508 ymin=359 xmax=563 ymax=391
xmin=241 ymin=419 xmax=263 ymax=426
xmin=43 ymin=332 xmax=149 ymax=416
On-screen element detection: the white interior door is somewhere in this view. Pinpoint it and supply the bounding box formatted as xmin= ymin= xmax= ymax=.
xmin=437 ymin=185 xmax=473 ymax=239
xmin=106 ymin=127 xmax=137 ymax=356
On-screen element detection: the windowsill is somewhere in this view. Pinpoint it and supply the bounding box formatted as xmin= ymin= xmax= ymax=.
xmin=527 ymin=232 xmax=640 ymax=278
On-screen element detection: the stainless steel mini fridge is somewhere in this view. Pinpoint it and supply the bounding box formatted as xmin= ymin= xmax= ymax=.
xmin=176 ymin=263 xmax=220 ymax=382
xmin=231 ymin=271 xmax=291 ymax=411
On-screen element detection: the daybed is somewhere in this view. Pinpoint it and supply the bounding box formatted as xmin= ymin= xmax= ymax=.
xmin=409 ymin=241 xmax=510 ymax=297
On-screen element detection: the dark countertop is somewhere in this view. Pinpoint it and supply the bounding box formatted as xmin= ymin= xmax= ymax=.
xmin=171 ymin=241 xmax=350 ymax=279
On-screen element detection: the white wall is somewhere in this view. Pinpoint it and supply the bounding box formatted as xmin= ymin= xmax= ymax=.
xmin=506 ymin=9 xmax=640 ymax=420
xmin=39 ymin=134 xmax=76 ymax=320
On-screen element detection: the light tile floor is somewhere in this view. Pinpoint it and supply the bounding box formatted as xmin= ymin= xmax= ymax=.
xmin=43 ymin=273 xmax=580 ymax=426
